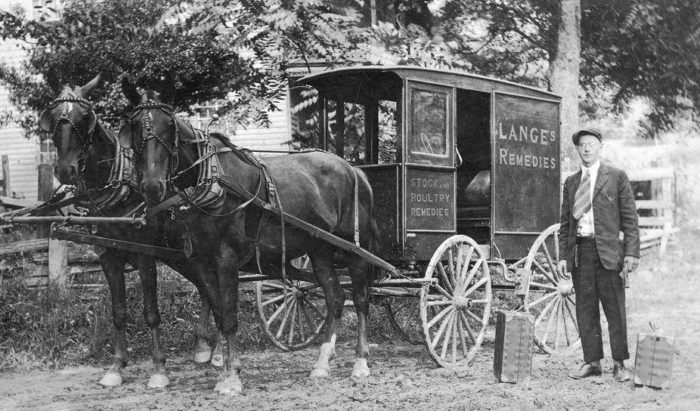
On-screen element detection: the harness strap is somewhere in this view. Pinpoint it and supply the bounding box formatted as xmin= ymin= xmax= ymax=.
xmin=352 ymin=168 xmax=360 ymax=247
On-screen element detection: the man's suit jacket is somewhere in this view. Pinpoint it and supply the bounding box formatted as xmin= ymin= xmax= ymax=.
xmin=559 ymin=162 xmax=640 ymax=271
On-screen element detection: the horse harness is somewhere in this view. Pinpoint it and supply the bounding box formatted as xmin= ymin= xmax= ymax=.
xmin=38 ymin=96 xmax=140 ymax=216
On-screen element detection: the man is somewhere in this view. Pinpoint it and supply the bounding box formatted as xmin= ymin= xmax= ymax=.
xmin=557 ymin=129 xmax=640 ymax=382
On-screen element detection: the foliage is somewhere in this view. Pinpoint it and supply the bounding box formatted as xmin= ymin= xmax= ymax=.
xmin=437 ymin=0 xmax=699 ymax=134
xmin=0 ymin=0 xmax=279 ymax=137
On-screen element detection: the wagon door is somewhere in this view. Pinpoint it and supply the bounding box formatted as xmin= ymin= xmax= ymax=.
xmin=403 ymin=81 xmax=456 ymax=261
xmin=491 ymin=93 xmax=561 ymax=259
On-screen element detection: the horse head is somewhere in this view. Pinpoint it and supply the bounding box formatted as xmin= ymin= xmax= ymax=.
xmin=39 ymin=74 xmax=101 ymax=185
xmin=120 ymin=77 xmax=197 ymax=206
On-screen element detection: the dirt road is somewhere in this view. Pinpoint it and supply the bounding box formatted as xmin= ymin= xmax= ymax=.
xmin=1 ymin=229 xmax=698 ymax=410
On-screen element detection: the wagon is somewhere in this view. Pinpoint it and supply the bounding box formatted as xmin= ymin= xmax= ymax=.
xmin=2 ymin=66 xmax=579 ymax=369
xmin=254 ymin=66 xmax=580 ymax=367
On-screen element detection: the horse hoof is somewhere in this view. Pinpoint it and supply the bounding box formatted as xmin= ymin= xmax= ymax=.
xmin=351 ymin=359 xmax=370 ymax=379
xmin=194 ymin=349 xmax=212 ymax=364
xmin=310 ymin=367 xmax=330 ymax=379
xmin=213 ymin=375 xmax=243 ymax=396
xmin=99 ymin=371 xmax=123 ymax=387
xmin=147 ymin=373 xmax=170 ymax=389
xmin=211 ymin=353 xmax=224 ymax=368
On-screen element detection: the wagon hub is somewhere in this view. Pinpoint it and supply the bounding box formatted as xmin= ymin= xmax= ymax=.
xmin=453 ymin=296 xmax=473 ymax=309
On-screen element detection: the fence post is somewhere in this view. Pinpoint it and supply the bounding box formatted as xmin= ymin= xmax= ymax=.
xmin=48 ymin=235 xmax=69 ymax=289
xmin=1 ymin=154 xmax=9 ymax=197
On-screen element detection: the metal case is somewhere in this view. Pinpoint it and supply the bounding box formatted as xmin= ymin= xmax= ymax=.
xmin=493 ymin=310 xmax=534 ymax=383
xmin=633 ymin=332 xmax=675 ymax=388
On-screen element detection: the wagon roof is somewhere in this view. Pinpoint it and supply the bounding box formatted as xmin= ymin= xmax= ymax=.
xmin=297 ymin=65 xmax=560 ymax=100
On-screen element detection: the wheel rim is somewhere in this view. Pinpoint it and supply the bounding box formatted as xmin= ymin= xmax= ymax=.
xmin=420 ymin=235 xmax=492 ymax=368
xmin=524 ymin=223 xmax=581 ymax=355
xmin=255 ymin=279 xmax=328 ymax=351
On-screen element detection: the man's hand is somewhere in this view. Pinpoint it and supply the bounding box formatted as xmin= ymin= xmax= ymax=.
xmin=623 ymin=256 xmax=639 ymax=273
xmin=557 ymin=260 xmax=567 ymax=275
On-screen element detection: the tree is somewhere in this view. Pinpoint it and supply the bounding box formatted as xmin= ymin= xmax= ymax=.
xmin=0 ymin=0 xmax=281 ymax=136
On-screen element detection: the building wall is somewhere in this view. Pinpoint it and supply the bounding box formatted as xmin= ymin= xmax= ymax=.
xmin=0 ymin=0 xmax=40 ymax=199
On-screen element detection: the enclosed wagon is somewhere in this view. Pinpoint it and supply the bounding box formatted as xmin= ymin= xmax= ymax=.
xmin=254 ymin=66 xmax=580 ymax=367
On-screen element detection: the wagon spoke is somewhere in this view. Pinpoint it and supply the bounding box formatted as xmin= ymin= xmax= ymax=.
xmin=458 ymin=258 xmax=483 ymax=295
xmin=262 ymin=281 xmax=288 ymax=291
xmin=463 ymin=277 xmax=488 ymax=298
xmin=427 ymin=305 xmax=453 ymax=329
xmin=427 ymin=299 xmax=454 ymax=307
xmin=437 ymin=263 xmax=454 ymax=294
xmin=541 ymin=242 xmax=559 ymax=281
xmin=459 ymin=311 xmax=477 ymax=344
xmin=533 ymin=294 xmax=558 ymax=327
xmin=431 ymin=283 xmax=454 ymax=299
xmin=451 ymin=312 xmax=459 ymax=362
xmin=541 ymin=299 xmax=560 ymax=347
xmin=456 ymin=246 xmax=474 ymax=291
xmin=552 ymin=298 xmax=562 ymax=350
xmin=446 ymin=248 xmax=456 ymax=284
xmin=562 ymin=299 xmax=571 ymax=347
xmin=528 ymin=281 xmax=557 ymax=292
xmin=430 ymin=309 xmax=453 ymax=349
xmin=275 ymin=297 xmax=296 ymax=339
xmin=300 ymin=293 xmax=325 ymax=319
xmin=266 ymin=296 xmax=290 ymax=325
xmin=465 ymin=308 xmax=484 ymax=325
xmin=564 ymin=297 xmax=579 ymax=334
xmin=456 ymin=313 xmax=469 ymax=357
xmin=455 ymin=246 xmax=463 ymax=283
xmin=532 ymin=259 xmax=557 ymax=286
xmin=469 ymin=299 xmax=490 ymax=305
xmin=440 ymin=312 xmax=456 ymax=361
xmin=287 ymin=297 xmax=299 ymax=345
xmin=529 ymin=290 xmax=557 ymax=309
xmin=262 ymin=293 xmax=286 ymax=307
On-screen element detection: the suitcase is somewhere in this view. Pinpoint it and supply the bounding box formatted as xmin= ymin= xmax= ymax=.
xmin=633 ymin=332 xmax=675 ymax=388
xmin=493 ymin=310 xmax=534 ymax=384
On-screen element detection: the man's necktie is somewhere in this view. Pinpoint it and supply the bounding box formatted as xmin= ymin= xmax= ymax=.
xmin=573 ymin=169 xmax=591 ymax=219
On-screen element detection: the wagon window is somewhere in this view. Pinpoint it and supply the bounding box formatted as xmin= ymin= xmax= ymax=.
xmin=378 ymin=100 xmax=398 ymax=165
xmin=407 ymin=84 xmax=452 ymax=165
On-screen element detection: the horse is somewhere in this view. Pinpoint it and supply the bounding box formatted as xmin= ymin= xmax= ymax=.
xmin=38 ymin=75 xmax=221 ymax=388
xmin=120 ymin=79 xmax=378 ymax=395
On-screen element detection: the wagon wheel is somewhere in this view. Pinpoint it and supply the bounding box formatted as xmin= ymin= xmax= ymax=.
xmin=420 ymin=235 xmax=492 ymax=368
xmin=384 ymin=297 xmax=423 ymax=345
xmin=255 ymin=278 xmax=328 ymax=351
xmin=523 ymin=223 xmax=581 ymax=355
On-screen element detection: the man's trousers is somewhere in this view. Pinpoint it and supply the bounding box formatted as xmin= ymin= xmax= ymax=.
xmin=572 ymin=238 xmax=630 ymax=363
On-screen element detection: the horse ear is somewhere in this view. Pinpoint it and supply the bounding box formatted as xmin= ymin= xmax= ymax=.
xmin=79 ymin=74 xmax=101 ymax=97
xmin=122 ymin=76 xmax=140 ymax=106
xmin=38 ymin=109 xmax=53 ymax=132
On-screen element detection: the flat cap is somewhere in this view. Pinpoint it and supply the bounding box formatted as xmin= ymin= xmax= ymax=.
xmin=572 ymin=129 xmax=602 ymax=145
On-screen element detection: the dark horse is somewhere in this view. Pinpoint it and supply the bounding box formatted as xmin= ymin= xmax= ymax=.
xmin=120 ymin=79 xmax=378 ymax=395
xmin=38 ymin=76 xmax=221 ymax=388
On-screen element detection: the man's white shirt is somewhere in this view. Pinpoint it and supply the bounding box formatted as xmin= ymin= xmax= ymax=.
xmin=576 ymin=161 xmax=600 ymax=237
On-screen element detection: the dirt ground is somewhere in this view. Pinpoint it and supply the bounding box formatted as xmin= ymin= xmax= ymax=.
xmin=1 ymin=228 xmax=699 ymax=411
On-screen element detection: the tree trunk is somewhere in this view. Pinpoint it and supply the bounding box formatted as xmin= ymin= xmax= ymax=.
xmin=548 ymin=0 xmax=581 ymax=176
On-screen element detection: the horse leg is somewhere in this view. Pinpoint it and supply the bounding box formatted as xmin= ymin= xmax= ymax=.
xmin=348 ymin=256 xmax=371 ymax=379
xmin=309 ymin=246 xmax=345 ymax=379
xmin=212 ymin=245 xmax=243 ymax=395
xmin=211 ymin=331 xmax=224 ymax=368
xmin=136 ymin=255 xmax=170 ymax=388
xmin=193 ymin=293 xmax=213 ymax=364
xmin=98 ymin=251 xmax=128 ymax=387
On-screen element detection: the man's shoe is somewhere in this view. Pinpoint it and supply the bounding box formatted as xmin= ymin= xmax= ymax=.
xmin=569 ymin=363 xmax=602 ymax=379
xmin=613 ymin=362 xmax=631 ymax=382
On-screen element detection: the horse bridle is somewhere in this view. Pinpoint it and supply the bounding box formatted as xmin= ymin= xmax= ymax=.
xmin=45 ymin=97 xmax=96 ymax=155
xmin=129 ymin=102 xmax=191 ymax=185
